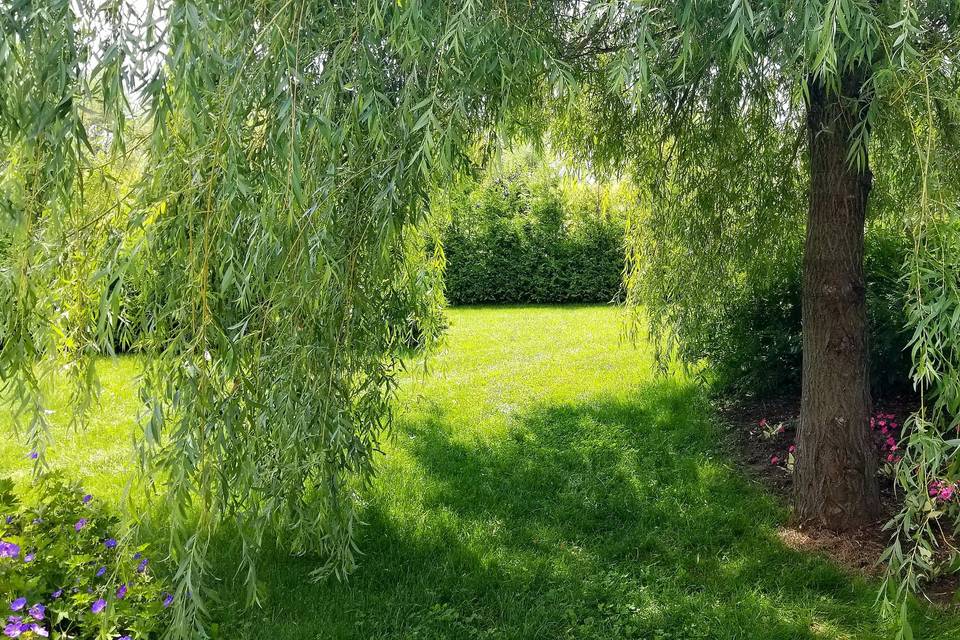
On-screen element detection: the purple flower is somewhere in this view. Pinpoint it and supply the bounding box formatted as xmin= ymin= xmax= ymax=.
xmin=3 ymin=623 xmax=21 ymax=638
xmin=31 ymin=518 xmax=42 ymax=525
xmin=95 ymin=566 xmax=106 ymax=577
xmin=82 ymin=494 xmax=92 ymax=504
xmin=116 ymin=583 xmax=127 ymax=600
xmin=90 ymin=599 xmax=106 ymax=614
xmin=3 ymin=516 xmax=11 ymax=525
xmin=0 ymin=542 xmax=20 ymax=559
xmin=27 ymin=451 xmax=37 ymax=460
xmin=27 ymin=605 xmax=43 ymax=621
xmin=133 ymin=552 xmax=142 ymax=560
xmin=162 ymin=592 xmax=174 ymax=608
xmin=23 ymin=553 xmax=33 ymax=563
xmin=30 ymin=625 xmax=47 ymax=638
xmin=104 ymin=538 xmax=117 ymax=549
xmin=49 ymin=591 xmax=61 ymax=601
xmin=118 ymin=636 xmax=131 ymax=640
xmin=136 ymin=557 xmax=149 ymax=573
xmin=74 ymin=518 xmax=87 ymax=531
xmin=8 ymin=599 xmax=25 ymax=613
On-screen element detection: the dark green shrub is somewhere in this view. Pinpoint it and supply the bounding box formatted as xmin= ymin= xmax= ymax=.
xmin=697 ymin=225 xmax=913 ymax=399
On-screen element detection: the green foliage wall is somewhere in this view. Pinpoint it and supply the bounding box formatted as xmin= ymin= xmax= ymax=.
xmin=439 ymin=153 xmax=630 ymax=305
xmin=692 ymin=225 xmax=913 ymax=400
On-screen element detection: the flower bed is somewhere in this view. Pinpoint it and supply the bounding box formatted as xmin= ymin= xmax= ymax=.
xmin=0 ymin=474 xmax=171 ymax=639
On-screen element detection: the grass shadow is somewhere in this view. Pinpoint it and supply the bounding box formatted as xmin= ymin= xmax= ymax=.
xmin=213 ymin=381 xmax=958 ymax=639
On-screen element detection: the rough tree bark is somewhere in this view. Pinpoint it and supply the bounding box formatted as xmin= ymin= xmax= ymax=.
xmin=793 ymin=73 xmax=881 ymax=530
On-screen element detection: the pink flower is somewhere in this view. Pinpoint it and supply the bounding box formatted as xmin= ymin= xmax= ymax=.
xmin=759 ymin=419 xmax=767 ymax=428
xmin=881 ymin=427 xmax=888 ymax=435
xmin=887 ymin=453 xmax=895 ymax=462
xmin=891 ymin=423 xmax=898 ymax=429
xmin=886 ymin=437 xmax=896 ymax=447
xmin=939 ymin=486 xmax=955 ymax=501
xmin=770 ymin=455 xmax=779 ymax=465
xmin=930 ymin=481 xmax=943 ymax=497
xmin=788 ymin=445 xmax=796 ymax=453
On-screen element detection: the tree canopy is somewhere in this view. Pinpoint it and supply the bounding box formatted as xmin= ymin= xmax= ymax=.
xmin=2 ymin=1 xmax=960 ymax=636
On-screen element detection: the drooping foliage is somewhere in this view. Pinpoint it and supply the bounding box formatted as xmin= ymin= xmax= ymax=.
xmin=548 ymin=3 xmax=960 ymax=626
xmin=1 ymin=0 xmax=573 ymax=635
xmin=3 ymin=0 xmax=960 ymax=635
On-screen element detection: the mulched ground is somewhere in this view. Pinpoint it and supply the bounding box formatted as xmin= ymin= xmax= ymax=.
xmin=716 ymin=394 xmax=960 ymax=607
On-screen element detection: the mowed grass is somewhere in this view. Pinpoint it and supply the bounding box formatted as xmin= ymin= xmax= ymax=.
xmin=0 ymin=357 xmax=143 ymax=499
xmin=2 ymin=306 xmax=959 ymax=638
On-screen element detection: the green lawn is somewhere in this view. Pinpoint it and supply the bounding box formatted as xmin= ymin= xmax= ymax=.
xmin=3 ymin=306 xmax=958 ymax=638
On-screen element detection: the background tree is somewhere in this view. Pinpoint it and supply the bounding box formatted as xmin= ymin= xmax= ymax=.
xmin=437 ymin=148 xmax=633 ymax=305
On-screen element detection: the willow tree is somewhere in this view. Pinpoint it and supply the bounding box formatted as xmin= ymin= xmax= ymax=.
xmin=3 ymin=0 xmax=960 ymax=636
xmin=556 ymin=2 xmax=960 ymax=532
xmin=1 ymin=0 xmax=575 ymax=635
xmin=558 ymin=4 xmax=960 ymax=628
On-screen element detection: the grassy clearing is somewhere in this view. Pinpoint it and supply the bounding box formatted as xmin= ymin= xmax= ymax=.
xmin=0 ymin=357 xmax=142 ymax=499
xmin=2 ymin=306 xmax=958 ymax=638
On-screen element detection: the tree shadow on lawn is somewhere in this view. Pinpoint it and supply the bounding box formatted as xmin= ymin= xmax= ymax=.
xmin=216 ymin=381 xmax=959 ymax=639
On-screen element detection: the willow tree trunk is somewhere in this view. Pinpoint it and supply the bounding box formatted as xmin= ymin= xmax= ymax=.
xmin=793 ymin=75 xmax=881 ymax=530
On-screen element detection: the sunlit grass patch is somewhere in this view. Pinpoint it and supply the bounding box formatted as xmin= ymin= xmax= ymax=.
xmin=3 ymin=306 xmax=958 ymax=639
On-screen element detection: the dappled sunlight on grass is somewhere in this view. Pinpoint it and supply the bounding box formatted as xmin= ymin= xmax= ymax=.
xmin=3 ymin=307 xmax=959 ymax=638
xmin=0 ymin=357 xmax=142 ymax=498
xmin=221 ymin=383 xmax=941 ymax=638
xmin=207 ymin=307 xmax=957 ymax=639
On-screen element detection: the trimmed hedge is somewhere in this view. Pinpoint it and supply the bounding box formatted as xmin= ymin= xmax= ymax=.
xmin=440 ymin=156 xmax=629 ymax=305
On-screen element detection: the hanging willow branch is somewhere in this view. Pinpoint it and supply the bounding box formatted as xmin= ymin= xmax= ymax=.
xmin=2 ymin=0 xmax=578 ymax=635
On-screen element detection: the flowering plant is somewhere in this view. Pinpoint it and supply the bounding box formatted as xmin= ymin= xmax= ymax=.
xmin=763 ymin=410 xmax=919 ymax=479
xmin=0 ymin=474 xmax=171 ymax=638
xmin=869 ymin=412 xmax=905 ymax=472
